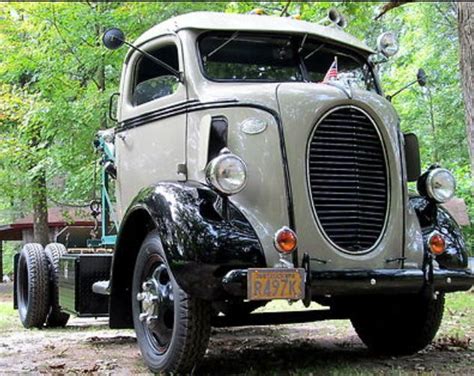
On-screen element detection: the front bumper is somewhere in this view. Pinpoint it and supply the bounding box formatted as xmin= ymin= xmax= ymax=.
xmin=222 ymin=267 xmax=474 ymax=298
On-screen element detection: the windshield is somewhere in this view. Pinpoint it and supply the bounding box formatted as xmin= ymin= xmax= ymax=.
xmin=199 ymin=32 xmax=377 ymax=92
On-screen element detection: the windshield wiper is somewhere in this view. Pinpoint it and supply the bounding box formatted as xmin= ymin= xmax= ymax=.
xmin=304 ymin=44 xmax=325 ymax=60
xmin=205 ymin=31 xmax=240 ymax=59
xmin=298 ymin=33 xmax=308 ymax=53
xmin=298 ymin=33 xmax=325 ymax=60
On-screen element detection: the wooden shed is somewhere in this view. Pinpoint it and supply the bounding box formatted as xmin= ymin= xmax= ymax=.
xmin=0 ymin=207 xmax=95 ymax=277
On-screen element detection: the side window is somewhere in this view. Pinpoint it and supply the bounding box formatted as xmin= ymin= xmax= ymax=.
xmin=132 ymin=44 xmax=179 ymax=106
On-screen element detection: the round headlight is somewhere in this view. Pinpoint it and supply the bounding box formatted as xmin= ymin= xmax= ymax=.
xmin=377 ymin=32 xmax=399 ymax=57
xmin=425 ymin=168 xmax=456 ymax=203
xmin=206 ymin=153 xmax=247 ymax=195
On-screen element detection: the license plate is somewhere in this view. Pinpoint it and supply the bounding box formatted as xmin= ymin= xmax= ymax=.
xmin=247 ymin=268 xmax=305 ymax=301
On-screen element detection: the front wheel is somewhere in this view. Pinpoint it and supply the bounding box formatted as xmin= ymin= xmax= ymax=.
xmin=350 ymin=293 xmax=445 ymax=355
xmin=132 ymin=231 xmax=211 ymax=374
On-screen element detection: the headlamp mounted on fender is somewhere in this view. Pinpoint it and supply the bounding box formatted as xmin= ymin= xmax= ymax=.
xmin=206 ymin=149 xmax=247 ymax=195
xmin=417 ymin=166 xmax=456 ymax=204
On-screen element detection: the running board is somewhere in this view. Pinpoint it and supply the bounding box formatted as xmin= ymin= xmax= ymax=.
xmin=92 ymin=280 xmax=111 ymax=296
xmin=212 ymin=309 xmax=348 ymax=327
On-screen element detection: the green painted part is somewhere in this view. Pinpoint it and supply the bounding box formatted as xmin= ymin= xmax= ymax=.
xmin=102 ymin=235 xmax=117 ymax=246
xmin=103 ymin=186 xmax=119 ymax=230
xmin=87 ymin=239 xmax=103 ymax=248
xmin=102 ymin=141 xmax=115 ymax=162
xmin=95 ymin=135 xmax=118 ymax=248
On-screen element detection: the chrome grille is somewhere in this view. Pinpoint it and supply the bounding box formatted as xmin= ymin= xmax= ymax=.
xmin=307 ymin=107 xmax=388 ymax=253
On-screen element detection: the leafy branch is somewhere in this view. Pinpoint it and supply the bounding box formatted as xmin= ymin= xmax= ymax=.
xmin=48 ymin=3 xmax=101 ymax=89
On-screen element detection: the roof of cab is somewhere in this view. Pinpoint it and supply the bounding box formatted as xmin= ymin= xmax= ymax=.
xmin=134 ymin=11 xmax=374 ymax=54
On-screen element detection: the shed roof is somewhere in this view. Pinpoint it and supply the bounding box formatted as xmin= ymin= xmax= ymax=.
xmin=0 ymin=207 xmax=94 ymax=241
xmin=134 ymin=11 xmax=374 ymax=54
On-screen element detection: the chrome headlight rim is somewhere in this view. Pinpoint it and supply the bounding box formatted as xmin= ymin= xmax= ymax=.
xmin=205 ymin=153 xmax=248 ymax=195
xmin=377 ymin=32 xmax=399 ymax=58
xmin=425 ymin=167 xmax=456 ymax=203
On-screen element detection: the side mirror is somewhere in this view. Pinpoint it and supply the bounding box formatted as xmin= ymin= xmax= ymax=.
xmin=417 ymin=68 xmax=428 ymax=87
xmin=404 ymin=133 xmax=421 ymax=182
xmin=387 ymin=68 xmax=429 ymax=101
xmin=102 ymin=28 xmax=125 ymax=50
xmin=101 ymin=27 xmax=182 ymax=82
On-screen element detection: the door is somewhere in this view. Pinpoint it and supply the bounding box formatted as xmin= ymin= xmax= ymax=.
xmin=115 ymin=35 xmax=187 ymax=220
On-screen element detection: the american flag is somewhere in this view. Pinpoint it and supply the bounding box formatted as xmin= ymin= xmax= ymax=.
xmin=323 ymin=57 xmax=338 ymax=83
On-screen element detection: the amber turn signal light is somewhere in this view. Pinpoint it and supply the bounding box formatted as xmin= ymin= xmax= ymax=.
xmin=274 ymin=227 xmax=298 ymax=254
xmin=428 ymin=233 xmax=446 ymax=255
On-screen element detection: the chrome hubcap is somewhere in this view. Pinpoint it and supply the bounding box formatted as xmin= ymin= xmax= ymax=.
xmin=136 ymin=263 xmax=174 ymax=351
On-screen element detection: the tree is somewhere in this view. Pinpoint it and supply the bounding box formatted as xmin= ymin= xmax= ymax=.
xmin=457 ymin=2 xmax=473 ymax=192
xmin=375 ymin=1 xmax=473 ymax=189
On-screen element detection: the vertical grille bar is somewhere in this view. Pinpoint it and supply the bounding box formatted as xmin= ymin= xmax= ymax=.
xmin=307 ymin=107 xmax=388 ymax=253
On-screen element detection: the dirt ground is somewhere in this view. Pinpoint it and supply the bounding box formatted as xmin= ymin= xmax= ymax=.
xmin=0 ymin=283 xmax=473 ymax=375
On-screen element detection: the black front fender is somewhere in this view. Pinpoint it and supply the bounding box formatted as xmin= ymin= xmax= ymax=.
xmin=410 ymin=196 xmax=468 ymax=270
xmin=110 ymin=181 xmax=265 ymax=327
xmin=135 ymin=182 xmax=265 ymax=292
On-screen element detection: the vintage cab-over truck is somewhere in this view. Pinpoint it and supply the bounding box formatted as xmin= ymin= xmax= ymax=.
xmin=14 ymin=10 xmax=473 ymax=374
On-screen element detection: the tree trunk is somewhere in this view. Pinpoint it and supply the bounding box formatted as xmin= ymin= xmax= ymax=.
xmin=0 ymin=241 xmax=3 ymax=280
xmin=458 ymin=2 xmax=474 ymax=188
xmin=31 ymin=168 xmax=50 ymax=246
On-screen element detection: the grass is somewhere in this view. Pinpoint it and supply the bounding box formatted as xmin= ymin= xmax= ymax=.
xmin=0 ymin=283 xmax=18 ymax=331
xmin=0 ymin=301 xmax=20 ymax=332
xmin=440 ymin=290 xmax=474 ymax=338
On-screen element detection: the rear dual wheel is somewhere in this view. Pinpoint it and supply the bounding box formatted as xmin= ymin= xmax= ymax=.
xmin=44 ymin=243 xmax=70 ymax=327
xmin=132 ymin=231 xmax=211 ymax=374
xmin=16 ymin=243 xmax=69 ymax=329
xmin=17 ymin=244 xmax=50 ymax=328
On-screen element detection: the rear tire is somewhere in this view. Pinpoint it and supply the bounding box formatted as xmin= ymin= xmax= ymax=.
xmin=350 ymin=293 xmax=445 ymax=355
xmin=44 ymin=243 xmax=70 ymax=328
xmin=132 ymin=230 xmax=211 ymax=374
xmin=16 ymin=243 xmax=50 ymax=329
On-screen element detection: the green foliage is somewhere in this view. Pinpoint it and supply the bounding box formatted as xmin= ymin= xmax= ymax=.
xmin=1 ymin=242 xmax=20 ymax=277
xmin=0 ymin=2 xmax=471 ymax=249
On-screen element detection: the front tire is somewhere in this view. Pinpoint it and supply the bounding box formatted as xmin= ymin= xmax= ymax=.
xmin=132 ymin=231 xmax=211 ymax=374
xmin=350 ymin=293 xmax=445 ymax=355
xmin=16 ymin=243 xmax=50 ymax=328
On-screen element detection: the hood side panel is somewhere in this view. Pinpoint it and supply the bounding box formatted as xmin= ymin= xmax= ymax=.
xmin=186 ymin=106 xmax=289 ymax=267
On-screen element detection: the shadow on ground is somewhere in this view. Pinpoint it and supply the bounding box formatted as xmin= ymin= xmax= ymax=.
xmin=197 ymin=326 xmax=473 ymax=375
xmin=200 ymin=327 xmax=368 ymax=374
